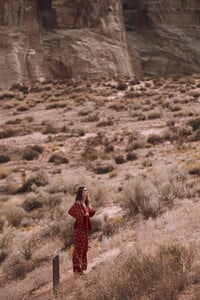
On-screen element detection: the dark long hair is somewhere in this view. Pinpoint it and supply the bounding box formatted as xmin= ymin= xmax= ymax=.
xmin=75 ymin=186 xmax=89 ymax=206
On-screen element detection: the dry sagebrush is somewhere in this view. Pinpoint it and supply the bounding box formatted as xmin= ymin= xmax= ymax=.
xmin=74 ymin=244 xmax=198 ymax=300
xmin=119 ymin=167 xmax=189 ymax=218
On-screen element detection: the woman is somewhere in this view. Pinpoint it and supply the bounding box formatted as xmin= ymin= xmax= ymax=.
xmin=68 ymin=186 xmax=96 ymax=275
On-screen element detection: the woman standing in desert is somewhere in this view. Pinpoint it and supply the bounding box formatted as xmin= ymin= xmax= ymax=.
xmin=68 ymin=186 xmax=96 ymax=275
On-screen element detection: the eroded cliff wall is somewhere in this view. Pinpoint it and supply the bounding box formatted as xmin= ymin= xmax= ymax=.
xmin=0 ymin=0 xmax=200 ymax=87
xmin=123 ymin=0 xmax=200 ymax=75
xmin=0 ymin=0 xmax=134 ymax=88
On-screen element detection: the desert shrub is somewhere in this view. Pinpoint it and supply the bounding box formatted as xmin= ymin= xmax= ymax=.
xmin=119 ymin=177 xmax=159 ymax=218
xmin=42 ymin=124 xmax=57 ymax=134
xmin=130 ymin=77 xmax=140 ymax=85
xmin=128 ymin=131 xmax=142 ymax=143
xmin=22 ymin=193 xmax=43 ymax=212
xmin=47 ymin=193 xmax=62 ymax=207
xmin=17 ymin=171 xmax=49 ymax=193
xmin=92 ymin=162 xmax=114 ymax=174
xmin=3 ymin=100 xmax=19 ymax=109
xmin=71 ymin=127 xmax=85 ymax=137
xmin=136 ymin=113 xmax=146 ymax=121
xmin=45 ymin=183 xmax=65 ymax=194
xmin=9 ymin=83 xmax=29 ymax=93
xmin=188 ymin=166 xmax=200 ymax=176
xmin=108 ymin=103 xmax=125 ymax=111
xmin=126 ymin=141 xmax=143 ymax=151
xmin=192 ymin=129 xmax=200 ymax=141
xmin=188 ymin=90 xmax=200 ymax=99
xmin=48 ymin=153 xmax=69 ymax=164
xmin=88 ymin=180 xmax=110 ymax=208
xmin=5 ymin=118 xmax=22 ymax=125
xmin=158 ymin=181 xmax=180 ymax=206
xmin=0 ymin=154 xmax=10 ymax=163
xmin=187 ymin=117 xmax=200 ymax=131
xmin=115 ymin=155 xmax=126 ymax=164
xmin=0 ymin=232 xmax=12 ymax=264
xmin=126 ymin=91 xmax=142 ymax=99
xmin=166 ymin=118 xmax=176 ymax=128
xmin=0 ymin=216 xmax=5 ymax=232
xmin=97 ymin=118 xmax=113 ymax=127
xmin=40 ymin=188 xmax=62 ymax=206
xmin=4 ymin=205 xmax=26 ymax=227
xmin=58 ymin=219 xmax=74 ymax=248
xmin=2 ymin=174 xmax=21 ymax=194
xmin=90 ymin=217 xmax=103 ymax=233
xmin=60 ymin=125 xmax=69 ymax=133
xmin=20 ymin=241 xmax=35 ymax=261
xmin=153 ymin=167 xmax=187 ymax=206
xmin=25 ymin=115 xmax=34 ymax=123
xmin=31 ymin=171 xmax=48 ymax=186
xmin=78 ymin=109 xmax=89 ymax=116
xmin=46 ymin=101 xmax=67 ymax=109
xmin=0 ymin=91 xmax=15 ymax=100
xmin=0 ymin=126 xmax=32 ymax=139
xmin=102 ymin=216 xmax=124 ymax=236
xmin=117 ymin=81 xmax=127 ymax=90
xmin=126 ymin=152 xmax=138 ymax=161
xmin=142 ymin=159 xmax=153 ymax=167
xmin=31 ymin=145 xmax=44 ymax=154
xmin=3 ymin=247 xmax=35 ymax=279
xmin=82 ymin=144 xmax=99 ymax=161
xmin=22 ymin=148 xmax=39 ymax=160
xmin=41 ymin=217 xmax=74 ymax=248
xmin=147 ymin=134 xmax=162 ymax=144
xmin=104 ymin=145 xmax=114 ymax=153
xmin=84 ymin=113 xmax=99 ymax=122
xmin=147 ymin=110 xmax=161 ymax=119
xmin=17 ymin=104 xmax=29 ymax=111
xmin=178 ymin=126 xmax=193 ymax=137
xmin=0 ymin=128 xmax=17 ymax=139
xmin=76 ymin=244 xmax=195 ymax=300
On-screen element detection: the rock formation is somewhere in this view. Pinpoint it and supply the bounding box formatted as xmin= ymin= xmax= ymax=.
xmin=123 ymin=0 xmax=200 ymax=76
xmin=0 ymin=0 xmax=199 ymax=88
xmin=0 ymin=0 xmax=134 ymax=88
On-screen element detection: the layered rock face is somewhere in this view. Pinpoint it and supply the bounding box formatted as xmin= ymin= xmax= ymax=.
xmin=123 ymin=0 xmax=200 ymax=75
xmin=0 ymin=0 xmax=134 ymax=88
xmin=0 ymin=1 xmax=199 ymax=88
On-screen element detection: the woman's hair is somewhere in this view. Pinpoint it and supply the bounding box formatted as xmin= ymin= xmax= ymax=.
xmin=75 ymin=186 xmax=89 ymax=206
xmin=76 ymin=186 xmax=84 ymax=200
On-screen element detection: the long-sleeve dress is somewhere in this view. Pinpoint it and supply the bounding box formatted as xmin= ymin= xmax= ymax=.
xmin=68 ymin=201 xmax=95 ymax=273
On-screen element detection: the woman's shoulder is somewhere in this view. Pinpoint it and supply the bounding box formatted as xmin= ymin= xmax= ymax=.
xmin=73 ymin=200 xmax=82 ymax=208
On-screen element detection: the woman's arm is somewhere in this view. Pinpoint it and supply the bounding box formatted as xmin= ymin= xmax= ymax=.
xmin=68 ymin=202 xmax=85 ymax=221
xmin=88 ymin=208 xmax=96 ymax=217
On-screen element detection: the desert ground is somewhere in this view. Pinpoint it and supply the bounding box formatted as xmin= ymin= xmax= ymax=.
xmin=0 ymin=75 xmax=200 ymax=300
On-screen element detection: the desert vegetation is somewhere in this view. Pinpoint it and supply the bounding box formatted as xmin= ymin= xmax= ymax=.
xmin=0 ymin=75 xmax=199 ymax=300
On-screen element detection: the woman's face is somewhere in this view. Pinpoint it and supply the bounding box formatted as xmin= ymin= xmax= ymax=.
xmin=82 ymin=187 xmax=88 ymax=197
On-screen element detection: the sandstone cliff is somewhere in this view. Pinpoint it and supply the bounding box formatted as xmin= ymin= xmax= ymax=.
xmin=0 ymin=0 xmax=199 ymax=88
xmin=123 ymin=0 xmax=200 ymax=76
xmin=0 ymin=0 xmax=134 ymax=88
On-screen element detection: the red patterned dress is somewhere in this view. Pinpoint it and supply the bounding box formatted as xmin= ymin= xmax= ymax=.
xmin=68 ymin=201 xmax=95 ymax=273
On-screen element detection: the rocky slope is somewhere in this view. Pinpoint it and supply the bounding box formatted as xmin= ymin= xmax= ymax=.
xmin=0 ymin=0 xmax=199 ymax=88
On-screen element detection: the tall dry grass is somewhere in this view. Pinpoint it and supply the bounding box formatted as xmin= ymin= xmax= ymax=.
xmin=119 ymin=167 xmax=189 ymax=218
xmin=74 ymin=244 xmax=198 ymax=300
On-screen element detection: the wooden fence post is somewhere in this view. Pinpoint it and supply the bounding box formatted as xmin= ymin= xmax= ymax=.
xmin=53 ymin=255 xmax=60 ymax=297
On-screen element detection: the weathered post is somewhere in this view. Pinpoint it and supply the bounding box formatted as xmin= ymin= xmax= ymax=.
xmin=53 ymin=255 xmax=60 ymax=297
